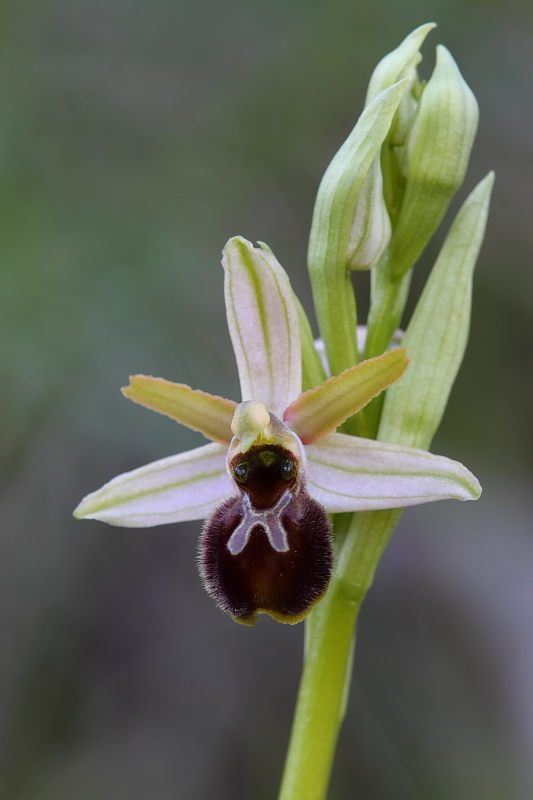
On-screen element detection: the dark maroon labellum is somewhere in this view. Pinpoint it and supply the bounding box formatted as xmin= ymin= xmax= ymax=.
xmin=198 ymin=444 xmax=333 ymax=626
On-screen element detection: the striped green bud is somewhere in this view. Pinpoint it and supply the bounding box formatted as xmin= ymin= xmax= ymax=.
xmin=388 ymin=45 xmax=479 ymax=279
xmin=347 ymin=155 xmax=391 ymax=271
xmin=308 ymin=80 xmax=407 ymax=374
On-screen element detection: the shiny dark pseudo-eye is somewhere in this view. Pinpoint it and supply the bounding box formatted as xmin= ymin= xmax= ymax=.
xmin=198 ymin=444 xmax=333 ymax=626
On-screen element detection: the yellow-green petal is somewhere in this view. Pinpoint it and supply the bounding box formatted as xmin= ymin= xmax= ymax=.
xmin=284 ymin=349 xmax=408 ymax=444
xmin=122 ymin=376 xmax=236 ymax=445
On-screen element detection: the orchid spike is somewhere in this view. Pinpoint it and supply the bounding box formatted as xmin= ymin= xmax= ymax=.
xmin=74 ymin=237 xmax=481 ymax=625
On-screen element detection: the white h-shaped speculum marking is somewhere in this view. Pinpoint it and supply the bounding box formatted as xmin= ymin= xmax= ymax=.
xmin=227 ymin=490 xmax=293 ymax=555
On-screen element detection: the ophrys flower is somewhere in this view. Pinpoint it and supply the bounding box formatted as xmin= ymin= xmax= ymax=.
xmin=74 ymin=237 xmax=480 ymax=625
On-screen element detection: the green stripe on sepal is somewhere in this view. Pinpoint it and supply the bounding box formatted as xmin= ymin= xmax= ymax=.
xmin=379 ymin=171 xmax=494 ymax=450
xmin=73 ymin=443 xmax=232 ymax=527
xmin=223 ymin=236 xmax=301 ymax=415
xmin=306 ymin=433 xmax=481 ymax=511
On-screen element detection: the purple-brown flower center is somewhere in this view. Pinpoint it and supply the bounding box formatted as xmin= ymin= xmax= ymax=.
xmin=199 ymin=444 xmax=333 ymax=626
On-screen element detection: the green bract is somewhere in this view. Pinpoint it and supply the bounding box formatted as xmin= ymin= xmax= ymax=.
xmin=380 ymin=171 xmax=494 ymax=449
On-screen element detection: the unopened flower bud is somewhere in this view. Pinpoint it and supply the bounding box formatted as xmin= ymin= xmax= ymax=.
xmin=365 ymin=24 xmax=434 ymax=225
xmin=388 ymin=45 xmax=479 ymax=279
xmin=365 ymin=22 xmax=435 ymax=147
xmin=347 ymin=155 xmax=391 ymax=270
xmin=365 ymin=23 xmax=435 ymax=104
xmin=308 ymin=79 xmax=407 ymax=374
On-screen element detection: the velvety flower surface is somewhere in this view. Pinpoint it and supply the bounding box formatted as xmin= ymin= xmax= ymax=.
xmin=75 ymin=237 xmax=480 ymax=624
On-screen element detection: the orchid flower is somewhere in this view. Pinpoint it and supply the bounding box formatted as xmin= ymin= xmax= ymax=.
xmin=75 ymin=237 xmax=480 ymax=626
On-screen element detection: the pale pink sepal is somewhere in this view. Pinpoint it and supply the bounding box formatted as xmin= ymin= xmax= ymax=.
xmin=223 ymin=237 xmax=301 ymax=415
xmin=305 ymin=432 xmax=481 ymax=512
xmin=73 ymin=443 xmax=233 ymax=527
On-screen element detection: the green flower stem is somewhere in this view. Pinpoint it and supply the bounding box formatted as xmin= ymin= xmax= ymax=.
xmin=278 ymin=508 xmax=402 ymax=800
xmin=278 ymin=578 xmax=358 ymax=800
xmin=365 ymin=255 xmax=412 ymax=361
xmin=354 ymin=255 xmax=411 ymax=438
xmin=279 ymin=175 xmax=493 ymax=800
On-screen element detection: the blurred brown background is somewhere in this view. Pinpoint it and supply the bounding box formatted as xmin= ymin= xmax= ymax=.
xmin=1 ymin=1 xmax=532 ymax=798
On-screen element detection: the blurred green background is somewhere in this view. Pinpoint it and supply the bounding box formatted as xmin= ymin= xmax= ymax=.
xmin=1 ymin=0 xmax=533 ymax=798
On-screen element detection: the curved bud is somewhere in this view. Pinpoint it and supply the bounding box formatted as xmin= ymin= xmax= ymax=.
xmin=365 ymin=23 xmax=436 ymax=105
xmin=389 ymin=45 xmax=479 ymax=280
xmin=365 ymin=23 xmax=435 ymax=155
xmin=347 ymin=156 xmax=391 ymax=270
xmin=308 ymin=79 xmax=407 ymax=376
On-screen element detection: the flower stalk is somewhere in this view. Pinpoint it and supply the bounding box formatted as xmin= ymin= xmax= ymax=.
xmin=279 ymin=509 xmax=400 ymax=800
xmin=278 ymin=174 xmax=493 ymax=800
xmin=74 ymin=22 xmax=493 ymax=800
xmin=278 ymin=28 xmax=493 ymax=800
